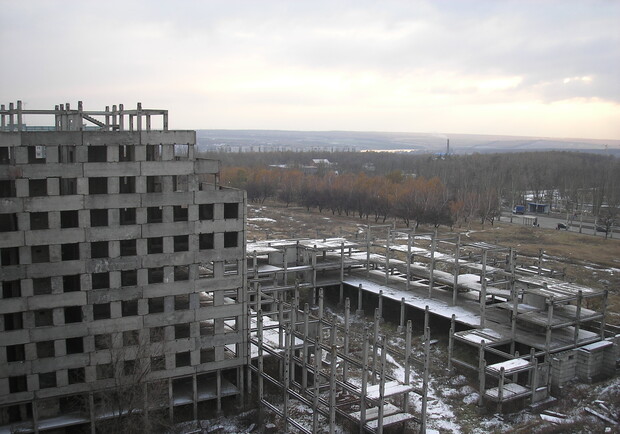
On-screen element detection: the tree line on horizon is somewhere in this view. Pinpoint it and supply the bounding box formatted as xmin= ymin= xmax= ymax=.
xmin=211 ymin=150 xmax=619 ymax=230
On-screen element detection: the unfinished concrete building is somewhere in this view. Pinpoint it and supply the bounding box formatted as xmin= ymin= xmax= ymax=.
xmin=0 ymin=101 xmax=246 ymax=433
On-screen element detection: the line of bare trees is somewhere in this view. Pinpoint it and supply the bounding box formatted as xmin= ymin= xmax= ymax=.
xmin=222 ymin=167 xmax=500 ymax=228
xmin=215 ymin=150 xmax=618 ymax=232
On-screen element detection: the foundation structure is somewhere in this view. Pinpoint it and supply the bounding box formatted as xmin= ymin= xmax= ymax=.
xmin=0 ymin=102 xmax=247 ymax=433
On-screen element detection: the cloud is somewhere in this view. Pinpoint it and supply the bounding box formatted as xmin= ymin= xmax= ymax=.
xmin=0 ymin=0 xmax=618 ymax=138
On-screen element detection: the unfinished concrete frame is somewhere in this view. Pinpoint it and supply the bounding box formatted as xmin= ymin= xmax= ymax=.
xmin=248 ymin=283 xmax=430 ymax=433
xmin=0 ymin=102 xmax=246 ymax=433
xmin=245 ymin=225 xmax=612 ymax=419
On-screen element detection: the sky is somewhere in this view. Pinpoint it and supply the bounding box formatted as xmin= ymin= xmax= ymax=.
xmin=1 ymin=0 xmax=619 ymax=140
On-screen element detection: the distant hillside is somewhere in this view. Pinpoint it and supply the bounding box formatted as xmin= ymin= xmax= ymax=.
xmin=195 ymin=129 xmax=620 ymax=155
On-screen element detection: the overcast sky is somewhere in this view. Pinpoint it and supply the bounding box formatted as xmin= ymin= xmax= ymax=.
xmin=1 ymin=0 xmax=618 ymax=139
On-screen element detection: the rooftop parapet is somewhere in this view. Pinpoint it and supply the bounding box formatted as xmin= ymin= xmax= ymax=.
xmin=0 ymin=101 xmax=169 ymax=132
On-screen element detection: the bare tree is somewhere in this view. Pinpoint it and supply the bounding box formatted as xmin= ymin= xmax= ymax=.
xmin=93 ymin=332 xmax=170 ymax=434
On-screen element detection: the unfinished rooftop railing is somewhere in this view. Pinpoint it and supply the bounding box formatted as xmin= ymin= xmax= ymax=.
xmin=1 ymin=101 xmax=169 ymax=132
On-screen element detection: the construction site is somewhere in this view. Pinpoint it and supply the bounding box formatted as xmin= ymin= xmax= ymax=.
xmin=1 ymin=101 xmax=618 ymax=433
xmin=245 ymin=226 xmax=619 ymax=433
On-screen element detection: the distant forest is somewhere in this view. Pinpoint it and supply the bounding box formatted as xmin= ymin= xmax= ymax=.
xmin=204 ymin=150 xmax=619 ymax=230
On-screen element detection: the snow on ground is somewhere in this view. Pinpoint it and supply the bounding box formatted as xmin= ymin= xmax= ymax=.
xmin=247 ymin=217 xmax=277 ymax=223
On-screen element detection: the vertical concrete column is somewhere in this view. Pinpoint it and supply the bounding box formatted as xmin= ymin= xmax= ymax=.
xmin=480 ymin=249 xmax=487 ymax=328
xmin=16 ymin=100 xmax=22 ymax=131
xmin=356 ymin=284 xmax=363 ymax=316
xmin=378 ymin=290 xmax=383 ymax=323
xmin=119 ymin=104 xmax=124 ymax=130
xmin=137 ymin=102 xmax=142 ymax=131
xmin=397 ymin=297 xmax=405 ymax=333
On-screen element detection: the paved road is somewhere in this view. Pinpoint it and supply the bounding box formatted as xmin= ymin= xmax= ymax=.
xmin=500 ymin=211 xmax=617 ymax=238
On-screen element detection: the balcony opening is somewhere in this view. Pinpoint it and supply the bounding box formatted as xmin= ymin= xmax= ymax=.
xmin=224 ymin=232 xmax=238 ymax=248
xmin=9 ymin=376 xmax=28 ymax=393
xmin=199 ymin=291 xmax=214 ymax=308
xmin=36 ymin=341 xmax=55 ymax=358
xmin=90 ymin=241 xmax=110 ymax=259
xmin=120 ymin=239 xmax=137 ymax=256
xmin=32 ymin=277 xmax=52 ymax=295
xmin=148 ymin=297 xmax=165 ymax=314
xmin=173 ymin=205 xmax=188 ymax=221
xmin=119 ymin=145 xmax=134 ymax=162
xmin=147 ymin=237 xmax=163 ymax=254
xmin=60 ymin=210 xmax=79 ymax=228
xmin=94 ymin=334 xmax=111 ymax=350
xmin=96 ymin=364 xmax=113 ymax=380
xmin=175 ymin=351 xmax=191 ymax=367
xmin=88 ymin=177 xmax=108 ymax=194
xmin=172 ymin=175 xmax=188 ymax=192
xmin=68 ymin=367 xmax=85 ymax=384
xmin=39 ymin=372 xmax=57 ymax=389
xmin=87 ymin=146 xmax=107 ymax=162
xmin=198 ymin=204 xmax=214 ymax=220
xmin=4 ymin=312 xmax=23 ymax=330
xmin=123 ymin=360 xmax=136 ymax=376
xmin=174 ymin=265 xmax=189 ymax=281
xmin=27 ymin=146 xmax=46 ymax=164
xmin=148 ymin=267 xmax=164 ymax=284
xmin=63 ymin=274 xmax=81 ymax=292
xmin=64 ymin=306 xmax=82 ymax=323
xmin=0 ymin=180 xmax=16 ymax=198
xmin=146 ymin=176 xmax=162 ymax=193
xmin=0 ymin=213 xmax=18 ymax=232
xmin=58 ymin=145 xmax=76 ymax=163
xmin=150 ymin=326 xmax=165 ymax=342
xmin=66 ymin=337 xmax=84 ymax=354
xmin=35 ymin=309 xmax=53 ymax=327
xmin=0 ymin=147 xmax=11 ymax=164
xmin=61 ymin=243 xmax=80 ymax=261
xmin=224 ymin=203 xmax=238 ymax=219
xmin=123 ymin=330 xmax=139 ymax=346
xmin=174 ymin=323 xmax=190 ymax=339
xmin=200 ymin=348 xmax=215 ymax=363
xmin=121 ymin=269 xmax=137 ymax=286
xmin=224 ymin=260 xmax=239 ymax=276
xmin=2 ymin=280 xmax=21 ymax=298
xmin=174 ymin=294 xmax=190 ymax=311
xmin=174 ymin=144 xmax=189 ymax=160
xmin=146 ymin=144 xmax=162 ymax=161
xmin=122 ymin=300 xmax=138 ymax=317
xmin=59 ymin=178 xmax=77 ymax=195
xmin=173 ymin=235 xmax=189 ymax=252
xmin=147 ymin=206 xmax=163 ymax=223
xmin=91 ymin=272 xmax=109 ymax=289
xmin=93 ymin=303 xmax=111 ymax=320
xmin=6 ymin=344 xmax=26 ymax=362
xmin=31 ymin=245 xmax=49 ymax=263
xmin=119 ymin=176 xmax=136 ymax=194
xmin=151 ymin=356 xmax=165 ymax=371
xmin=90 ymin=209 xmax=108 ymax=227
xmin=30 ymin=212 xmax=48 ymax=230
xmin=2 ymin=247 xmax=20 ymax=265
xmin=198 ymin=262 xmax=215 ymax=279
xmin=199 ymin=233 xmax=214 ymax=250
xmin=119 ymin=207 xmax=136 ymax=225
xmin=29 ymin=179 xmax=47 ymax=196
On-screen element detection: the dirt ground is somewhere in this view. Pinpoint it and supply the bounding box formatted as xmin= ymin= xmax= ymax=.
xmin=247 ymin=201 xmax=620 ymax=324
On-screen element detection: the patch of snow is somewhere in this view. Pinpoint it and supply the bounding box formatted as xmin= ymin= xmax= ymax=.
xmin=463 ymin=392 xmax=479 ymax=405
xmin=247 ymin=217 xmax=277 ymax=223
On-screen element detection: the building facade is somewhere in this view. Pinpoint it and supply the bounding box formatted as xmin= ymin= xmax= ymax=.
xmin=0 ymin=102 xmax=246 ymax=432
